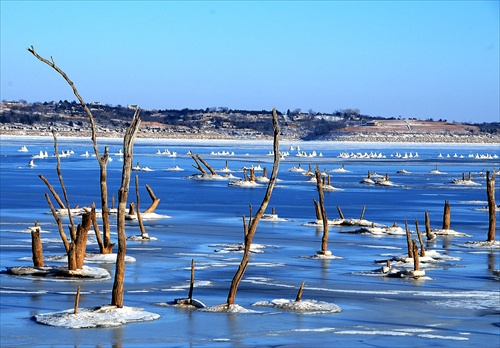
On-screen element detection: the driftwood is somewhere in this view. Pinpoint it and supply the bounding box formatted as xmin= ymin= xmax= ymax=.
xmin=486 ymin=171 xmax=496 ymax=242
xmin=226 ymin=108 xmax=280 ymax=306
xmin=359 ymin=205 xmax=366 ymax=220
xmin=190 ymin=153 xmax=207 ymax=175
xmin=31 ymin=222 xmax=44 ymax=267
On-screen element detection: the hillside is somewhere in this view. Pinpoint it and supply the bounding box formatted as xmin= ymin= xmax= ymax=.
xmin=1 ymin=101 xmax=498 ymax=143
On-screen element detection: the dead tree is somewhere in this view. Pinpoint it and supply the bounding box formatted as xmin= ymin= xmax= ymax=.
xmin=414 ymin=219 xmax=426 ymax=257
xmin=313 ymin=199 xmax=321 ymax=220
xmin=424 ymin=211 xmax=432 ymax=240
xmin=190 ymin=153 xmax=207 ymax=175
xmin=31 ymin=222 xmax=44 ymax=267
xmin=295 ymin=281 xmax=305 ymax=302
xmin=412 ymin=240 xmax=420 ymax=271
xmin=226 ymin=108 xmax=280 ymax=306
xmin=442 ymin=200 xmax=451 ymax=230
xmin=143 ymin=184 xmax=160 ymax=214
xmin=28 ymin=46 xmax=114 ymax=254
xmin=336 ymin=206 xmax=345 ymax=220
xmin=486 ymin=171 xmax=496 ymax=242
xmin=45 ymin=193 xmax=69 ymax=253
xmin=405 ymin=219 xmax=414 ymax=259
xmin=315 ymin=169 xmax=329 ymax=255
xmin=112 ymin=109 xmax=141 ymax=308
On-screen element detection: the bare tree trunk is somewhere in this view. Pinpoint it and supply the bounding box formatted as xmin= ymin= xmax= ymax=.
xmin=226 ymin=108 xmax=280 ymax=306
xmin=424 ymin=211 xmax=432 ymax=240
xmin=143 ymin=184 xmax=160 ymax=214
xmin=337 ymin=206 xmax=345 ymax=219
xmin=188 ymin=259 xmax=195 ymax=303
xmin=196 ymin=154 xmax=218 ymax=175
xmin=112 ymin=109 xmax=141 ymax=308
xmin=405 ymin=219 xmax=413 ymax=259
xmin=31 ymin=222 xmax=44 ymax=267
xmin=415 ymin=219 xmax=425 ymax=257
xmin=486 ymin=171 xmax=496 ymax=241
xmin=72 ymin=211 xmax=92 ymax=269
xmin=315 ymin=170 xmax=329 ymax=253
xmin=38 ymin=174 xmax=65 ymax=209
xmin=74 ymin=286 xmax=81 ymax=314
xmin=359 ymin=205 xmax=366 ymax=220
xmin=295 ymin=281 xmax=305 ymax=302
xmin=442 ymin=200 xmax=451 ymax=230
xmin=189 ymin=153 xmax=207 ymax=174
xmin=313 ymin=199 xmax=321 ymax=220
xmin=412 ymin=240 xmax=420 ymax=271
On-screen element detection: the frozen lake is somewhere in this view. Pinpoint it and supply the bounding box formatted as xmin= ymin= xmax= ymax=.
xmin=1 ymin=135 xmax=499 ymax=347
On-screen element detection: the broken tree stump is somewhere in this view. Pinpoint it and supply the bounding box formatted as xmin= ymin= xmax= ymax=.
xmin=143 ymin=184 xmax=160 ymax=214
xmin=295 ymin=281 xmax=305 ymax=302
xmin=486 ymin=171 xmax=496 ymax=242
xmin=31 ymin=221 xmax=44 ymax=267
xmin=415 ymin=219 xmax=426 ymax=257
xmin=442 ymin=200 xmax=451 ymax=230
xmin=74 ymin=286 xmax=81 ymax=314
xmin=336 ymin=206 xmax=345 ymax=220
xmin=405 ymin=219 xmax=414 ymax=259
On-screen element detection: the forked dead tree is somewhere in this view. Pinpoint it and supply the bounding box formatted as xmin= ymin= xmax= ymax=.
xmin=226 ymin=108 xmax=280 ymax=306
xmin=29 ymin=46 xmax=114 ymax=254
xmin=28 ymin=46 xmax=141 ymax=306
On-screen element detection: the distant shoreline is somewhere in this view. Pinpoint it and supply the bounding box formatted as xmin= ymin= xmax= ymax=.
xmin=1 ymin=129 xmax=499 ymax=144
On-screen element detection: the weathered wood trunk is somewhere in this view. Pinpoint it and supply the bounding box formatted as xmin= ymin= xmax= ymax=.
xmin=196 ymin=154 xmax=218 ymax=175
xmin=442 ymin=200 xmax=451 ymax=230
xmin=112 ymin=109 xmax=141 ymax=308
xmin=316 ymin=170 xmax=329 ymax=254
xmin=337 ymin=206 xmax=345 ymax=219
xmin=31 ymin=222 xmax=44 ymax=267
xmin=415 ymin=219 xmax=425 ymax=257
xmin=412 ymin=240 xmax=420 ymax=271
xmin=360 ymin=205 xmax=366 ymax=220
xmin=405 ymin=219 xmax=413 ymax=259
xmin=73 ymin=211 xmax=92 ymax=269
xmin=486 ymin=171 xmax=496 ymax=241
xmin=424 ymin=211 xmax=432 ymax=240
xmin=74 ymin=286 xmax=81 ymax=314
xmin=226 ymin=108 xmax=280 ymax=306
xmin=295 ymin=281 xmax=305 ymax=302
xmin=143 ymin=184 xmax=160 ymax=214
xmin=313 ymin=199 xmax=321 ymax=221
xmin=188 ymin=259 xmax=195 ymax=303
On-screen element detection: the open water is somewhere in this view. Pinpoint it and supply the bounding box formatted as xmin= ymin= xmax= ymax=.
xmin=0 ymin=135 xmax=499 ymax=347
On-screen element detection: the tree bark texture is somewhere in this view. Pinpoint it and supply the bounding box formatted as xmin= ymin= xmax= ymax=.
xmin=315 ymin=170 xmax=329 ymax=253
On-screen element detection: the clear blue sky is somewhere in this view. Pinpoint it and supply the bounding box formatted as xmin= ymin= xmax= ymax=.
xmin=1 ymin=1 xmax=499 ymax=123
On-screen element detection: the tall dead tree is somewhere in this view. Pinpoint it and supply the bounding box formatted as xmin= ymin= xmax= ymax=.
xmin=486 ymin=171 xmax=496 ymax=242
xmin=28 ymin=46 xmax=114 ymax=254
xmin=442 ymin=200 xmax=451 ymax=230
xmin=226 ymin=108 xmax=280 ymax=306
xmin=112 ymin=109 xmax=141 ymax=307
xmin=315 ymin=169 xmax=329 ymax=255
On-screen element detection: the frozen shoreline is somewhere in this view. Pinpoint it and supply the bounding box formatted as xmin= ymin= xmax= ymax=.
xmin=1 ymin=130 xmax=499 ymax=144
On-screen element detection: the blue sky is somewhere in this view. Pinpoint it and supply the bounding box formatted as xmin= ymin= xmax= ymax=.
xmin=1 ymin=1 xmax=499 ymax=123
